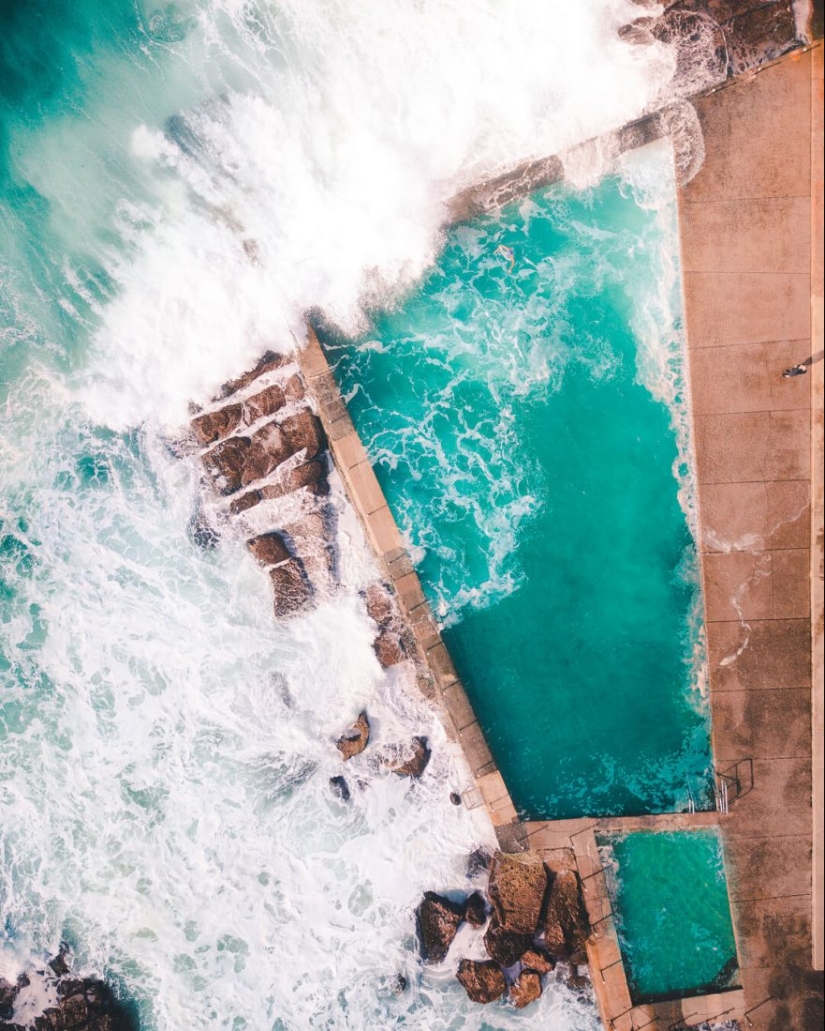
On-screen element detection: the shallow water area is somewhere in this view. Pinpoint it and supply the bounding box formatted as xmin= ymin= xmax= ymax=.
xmin=321 ymin=141 xmax=714 ymax=821
xmin=599 ymin=830 xmax=739 ymax=1004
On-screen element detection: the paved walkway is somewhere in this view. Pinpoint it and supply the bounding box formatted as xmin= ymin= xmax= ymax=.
xmin=677 ymin=43 xmax=823 ymax=1030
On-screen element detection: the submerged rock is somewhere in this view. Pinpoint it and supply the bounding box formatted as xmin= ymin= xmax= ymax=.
xmin=542 ymin=869 xmax=589 ymax=957
xmin=364 ymin=583 xmax=394 ymax=627
xmin=467 ymin=847 xmax=493 ymax=878
xmin=0 ymin=979 xmax=16 ymax=1020
xmin=336 ymin=711 xmax=370 ymax=761
xmin=373 ymin=628 xmax=406 ymax=667
xmin=416 ymin=892 xmax=464 ymax=964
xmin=387 ymin=737 xmax=431 ymax=778
xmin=463 ymin=892 xmax=487 ymax=928
xmin=269 ymin=560 xmax=312 ymax=620
xmin=329 ymin=775 xmax=350 ymax=801
xmin=455 ymin=959 xmax=507 ymax=1004
xmin=487 ymin=851 xmax=548 ymax=935
xmin=509 ymin=970 xmax=542 ymax=1009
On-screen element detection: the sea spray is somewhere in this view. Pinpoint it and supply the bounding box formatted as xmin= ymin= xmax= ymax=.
xmin=2 ymin=2 xmax=688 ymax=1027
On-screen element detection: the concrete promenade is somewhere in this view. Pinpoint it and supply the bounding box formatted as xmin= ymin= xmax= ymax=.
xmin=677 ymin=43 xmax=823 ymax=1030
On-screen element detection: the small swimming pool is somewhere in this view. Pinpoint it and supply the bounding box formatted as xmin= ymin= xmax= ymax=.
xmin=600 ymin=830 xmax=740 ymax=1003
xmin=319 ymin=142 xmax=714 ymax=819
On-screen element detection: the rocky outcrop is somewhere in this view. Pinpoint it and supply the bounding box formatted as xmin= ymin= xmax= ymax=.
xmin=386 ymin=737 xmax=431 ymax=778
xmin=336 ymin=711 xmax=370 ymax=761
xmin=416 ymin=893 xmax=464 ymax=963
xmin=483 ymin=916 xmax=533 ymax=968
xmin=462 ymin=892 xmax=487 ymax=928
xmin=189 ymin=350 xmax=337 ymax=621
xmin=542 ymin=869 xmax=589 ymax=958
xmin=247 ymin=531 xmax=291 ymax=566
xmin=417 ymin=851 xmax=588 ymax=1005
xmin=487 ymin=851 xmax=548 ymax=935
xmin=455 ymin=960 xmax=507 ymax=1004
xmin=363 ymin=583 xmax=409 ymax=669
xmin=329 ymin=775 xmax=350 ymax=801
xmin=0 ymin=954 xmax=137 ymax=1031
xmin=508 ymin=969 xmax=542 ymax=1009
xmin=520 ymin=947 xmax=554 ymax=976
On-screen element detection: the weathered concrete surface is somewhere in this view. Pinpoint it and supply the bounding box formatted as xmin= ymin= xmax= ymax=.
xmin=678 ymin=43 xmax=824 ymax=1029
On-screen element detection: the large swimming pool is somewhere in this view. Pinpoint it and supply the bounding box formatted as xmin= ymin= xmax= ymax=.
xmin=318 ymin=143 xmax=714 ymax=820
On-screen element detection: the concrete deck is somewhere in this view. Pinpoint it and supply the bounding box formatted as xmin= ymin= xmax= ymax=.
xmin=677 ymin=43 xmax=824 ymax=1029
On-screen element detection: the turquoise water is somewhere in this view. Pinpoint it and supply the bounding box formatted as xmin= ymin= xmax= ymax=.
xmin=601 ymin=830 xmax=739 ymax=1003
xmin=319 ymin=153 xmax=714 ymax=820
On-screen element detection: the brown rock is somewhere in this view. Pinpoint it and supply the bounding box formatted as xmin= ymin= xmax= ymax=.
xmin=281 ymin=409 xmax=326 ymax=461
xmin=542 ymin=869 xmax=589 ymax=957
xmin=388 ymin=736 xmax=431 ymax=778
xmin=245 ymin=383 xmax=286 ymax=423
xmin=269 ymin=559 xmax=311 ymax=619
xmin=364 ymin=583 xmax=394 ymax=627
xmin=337 ymin=711 xmax=370 ymax=760
xmin=202 ymin=435 xmax=253 ymax=495
xmin=261 ymin=460 xmax=329 ymax=501
xmin=520 ymin=948 xmax=554 ymax=976
xmin=229 ymin=489 xmax=262 ymax=514
xmin=60 ymin=992 xmax=89 ymax=1027
xmin=416 ymin=892 xmax=464 ymax=963
xmin=374 ymin=628 xmax=406 ymax=667
xmin=283 ymin=372 xmax=306 ymax=402
xmin=483 ymin=915 xmax=533 ymax=968
xmin=242 ymin=422 xmax=292 ymax=485
xmin=509 ymin=970 xmax=542 ymax=1009
xmin=487 ymin=852 xmax=548 ymax=935
xmin=191 ymin=403 xmax=243 ymax=446
xmin=456 ymin=959 xmax=507 ymax=1004
xmin=463 ymin=891 xmax=487 ymax=928
xmin=216 ymin=350 xmax=289 ymax=399
xmin=247 ymin=532 xmax=291 ymax=566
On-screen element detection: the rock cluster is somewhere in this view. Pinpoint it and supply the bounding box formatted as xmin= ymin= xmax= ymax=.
xmin=0 ymin=952 xmax=136 ymax=1031
xmin=363 ymin=582 xmax=409 ymax=668
xmin=329 ymin=710 xmax=432 ymax=801
xmin=620 ymin=0 xmax=799 ymax=89
xmin=416 ymin=851 xmax=590 ymax=1009
xmin=189 ymin=350 xmax=335 ymax=620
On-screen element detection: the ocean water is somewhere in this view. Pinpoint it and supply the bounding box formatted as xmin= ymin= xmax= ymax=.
xmin=0 ymin=2 xmax=690 ymax=1029
xmin=321 ymin=142 xmax=713 ymax=820
xmin=600 ymin=831 xmax=739 ymax=1003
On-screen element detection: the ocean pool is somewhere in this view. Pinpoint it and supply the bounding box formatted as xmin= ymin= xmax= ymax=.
xmin=319 ymin=144 xmax=714 ymax=820
xmin=600 ymin=830 xmax=740 ymax=1003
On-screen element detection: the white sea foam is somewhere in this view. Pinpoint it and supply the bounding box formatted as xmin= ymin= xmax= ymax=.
xmin=17 ymin=0 xmax=678 ymax=430
xmin=1 ymin=3 xmax=695 ymax=1026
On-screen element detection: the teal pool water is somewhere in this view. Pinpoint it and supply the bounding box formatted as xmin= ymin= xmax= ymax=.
xmin=319 ymin=148 xmax=714 ymax=819
xmin=601 ymin=830 xmax=739 ymax=1003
